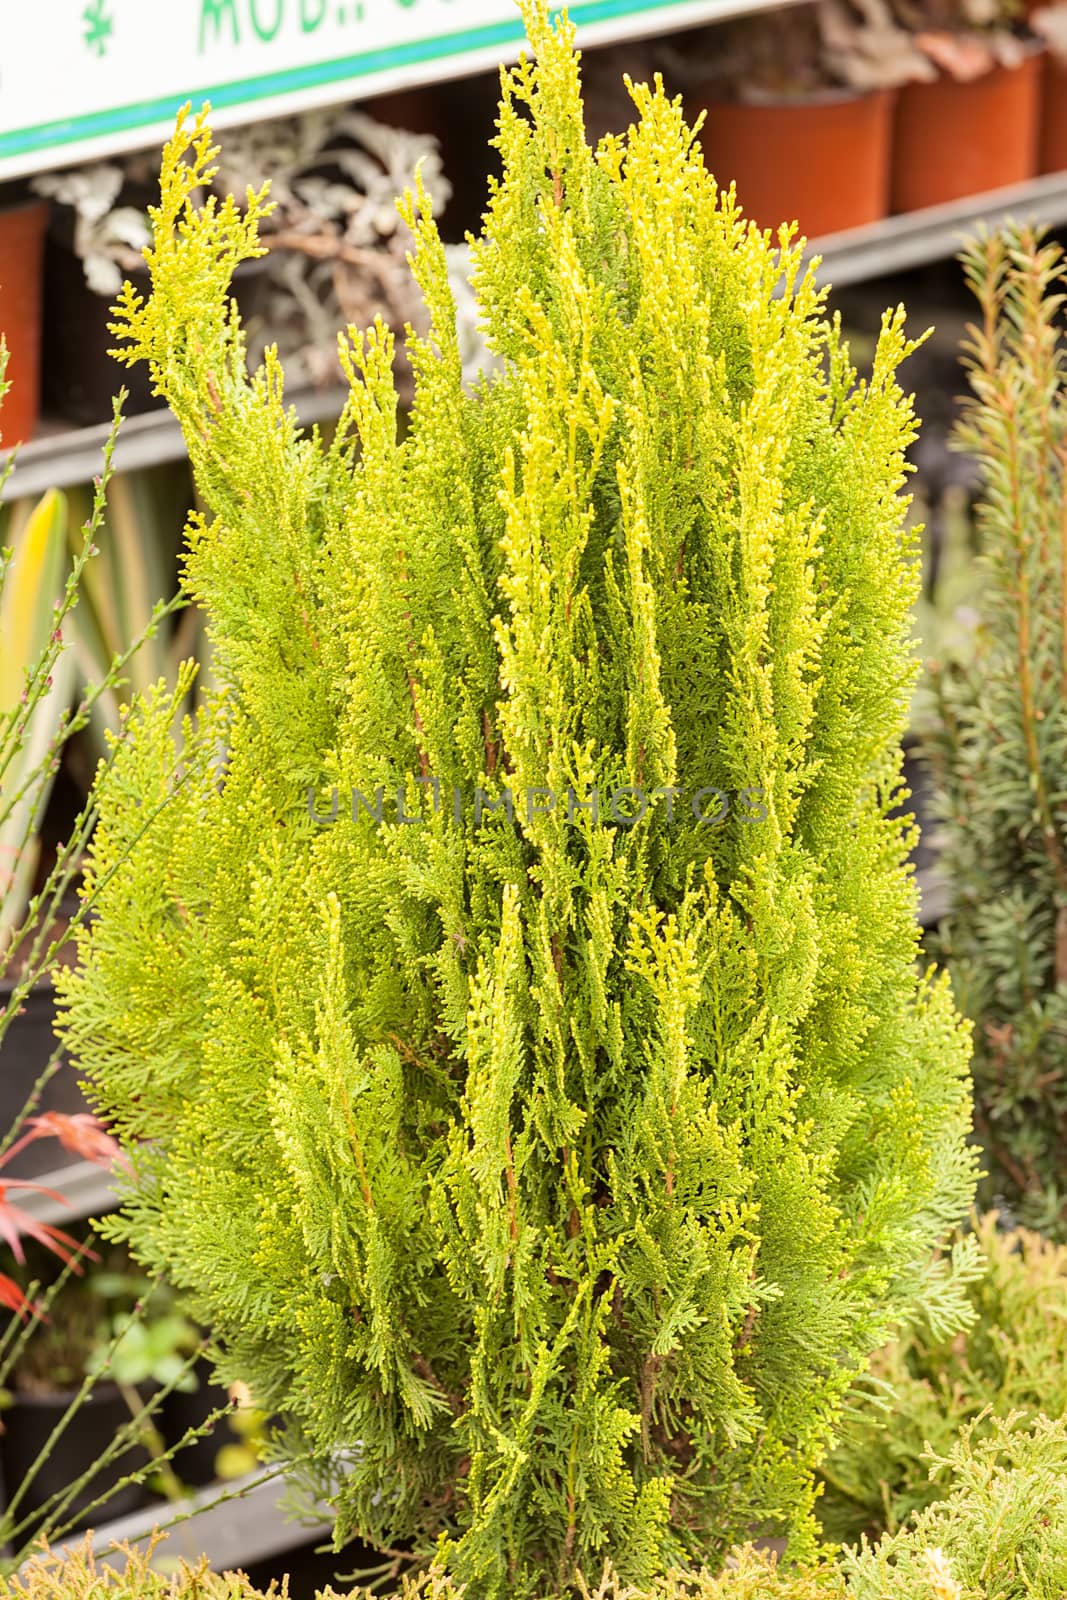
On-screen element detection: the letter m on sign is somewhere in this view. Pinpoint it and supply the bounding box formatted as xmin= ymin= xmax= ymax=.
xmin=200 ymin=0 xmax=240 ymax=50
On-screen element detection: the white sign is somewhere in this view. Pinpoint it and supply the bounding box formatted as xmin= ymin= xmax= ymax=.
xmin=0 ymin=0 xmax=728 ymax=181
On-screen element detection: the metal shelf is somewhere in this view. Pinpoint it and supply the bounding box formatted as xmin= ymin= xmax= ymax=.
xmin=15 ymin=1157 xmax=120 ymax=1224
xmin=6 ymin=170 xmax=1067 ymax=498
xmin=43 ymin=1470 xmax=333 ymax=1578
xmin=809 ymin=170 xmax=1067 ymax=288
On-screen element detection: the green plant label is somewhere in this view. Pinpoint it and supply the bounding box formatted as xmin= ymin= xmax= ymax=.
xmin=0 ymin=0 xmax=710 ymax=181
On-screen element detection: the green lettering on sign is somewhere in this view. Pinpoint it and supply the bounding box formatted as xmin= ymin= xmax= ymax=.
xmin=199 ymin=0 xmax=240 ymax=50
xmin=301 ymin=0 xmax=328 ymax=28
xmin=249 ymin=0 xmax=285 ymax=39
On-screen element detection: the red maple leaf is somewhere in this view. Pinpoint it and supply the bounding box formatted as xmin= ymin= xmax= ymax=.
xmin=0 ymin=1112 xmax=132 ymax=1175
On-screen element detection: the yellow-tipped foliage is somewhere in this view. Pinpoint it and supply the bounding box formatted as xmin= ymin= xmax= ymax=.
xmin=59 ymin=5 xmax=976 ymax=1595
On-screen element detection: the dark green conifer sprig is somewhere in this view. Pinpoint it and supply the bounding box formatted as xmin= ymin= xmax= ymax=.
xmin=59 ymin=6 xmax=975 ymax=1593
xmin=924 ymin=226 xmax=1067 ymax=1237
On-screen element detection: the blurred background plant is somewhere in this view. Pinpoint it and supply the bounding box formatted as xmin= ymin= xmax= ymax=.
xmin=817 ymin=1213 xmax=1067 ymax=1545
xmin=0 ymin=488 xmax=77 ymax=958
xmin=922 ymin=225 xmax=1067 ymax=1239
xmin=0 ymin=1230 xmax=206 ymax=1523
xmin=655 ymin=0 xmax=935 ymax=100
xmin=30 ymin=163 xmax=152 ymax=299
xmin=31 ymin=107 xmax=495 ymax=413
xmin=891 ymin=0 xmax=1029 ymax=80
xmin=840 ymin=1410 xmax=1067 ymax=1600
xmin=60 ymin=463 xmax=204 ymax=781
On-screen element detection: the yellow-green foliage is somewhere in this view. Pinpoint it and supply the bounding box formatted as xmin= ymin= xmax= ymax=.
xmin=843 ymin=1413 xmax=1067 ymax=1600
xmin=0 ymin=1540 xmax=290 ymax=1600
xmin=820 ymin=1214 xmax=1067 ymax=1545
xmin=0 ymin=1541 xmax=844 ymax=1600
xmin=58 ymin=3 xmax=977 ymax=1595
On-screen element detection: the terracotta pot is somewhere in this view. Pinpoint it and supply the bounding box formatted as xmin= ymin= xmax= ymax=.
xmin=1039 ymin=53 xmax=1067 ymax=171
xmin=891 ymin=52 xmax=1042 ymax=212
xmin=0 ymin=200 xmax=47 ymax=447
xmin=687 ymin=88 xmax=896 ymax=239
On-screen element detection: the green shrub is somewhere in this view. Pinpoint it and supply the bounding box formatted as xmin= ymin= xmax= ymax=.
xmin=17 ymin=1428 xmax=1067 ymax=1600
xmin=843 ymin=1412 xmax=1067 ymax=1600
xmin=356 ymin=1553 xmax=846 ymax=1600
xmin=818 ymin=1213 xmax=1067 ymax=1544
xmin=923 ymin=225 xmax=1067 ymax=1238
xmin=58 ymin=3 xmax=977 ymax=1592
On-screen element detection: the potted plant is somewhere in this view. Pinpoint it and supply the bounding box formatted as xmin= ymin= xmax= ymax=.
xmin=0 ymin=1113 xmax=156 ymax=1547
xmin=0 ymin=1234 xmax=201 ymax=1536
xmin=60 ymin=5 xmax=979 ymax=1591
xmin=667 ymin=0 xmax=930 ymax=239
xmin=30 ymin=160 xmax=158 ymax=427
xmin=0 ymin=184 xmax=48 ymax=448
xmin=923 ymin=225 xmax=1067 ymax=1239
xmin=1031 ymin=4 xmax=1067 ymax=170
xmin=889 ymin=0 xmax=1042 ymax=209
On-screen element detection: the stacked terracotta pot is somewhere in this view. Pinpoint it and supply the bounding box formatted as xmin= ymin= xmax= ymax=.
xmin=0 ymin=194 xmax=48 ymax=447
xmin=1034 ymin=3 xmax=1067 ymax=171
xmin=689 ymin=15 xmax=1067 ymax=241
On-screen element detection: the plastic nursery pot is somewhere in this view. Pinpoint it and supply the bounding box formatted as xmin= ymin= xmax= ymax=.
xmin=0 ymin=978 xmax=93 ymax=1181
xmin=41 ymin=237 xmax=156 ymax=427
xmin=0 ymin=1381 xmax=156 ymax=1536
xmin=157 ymin=1357 xmax=231 ymax=1489
xmin=0 ymin=199 xmax=48 ymax=447
xmin=42 ymin=246 xmax=272 ymax=428
xmin=1039 ymin=54 xmax=1067 ymax=171
xmin=687 ymin=87 xmax=896 ymax=240
xmin=891 ymin=51 xmax=1043 ymax=212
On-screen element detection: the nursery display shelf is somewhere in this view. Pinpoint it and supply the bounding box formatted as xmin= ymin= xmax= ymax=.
xmin=807 ymin=170 xmax=1067 ymax=289
xmin=6 ymin=172 xmax=1067 ymax=499
xmin=15 ymin=1156 xmax=121 ymax=1224
xmin=40 ymin=1469 xmax=333 ymax=1577
xmin=0 ymin=384 xmax=351 ymax=502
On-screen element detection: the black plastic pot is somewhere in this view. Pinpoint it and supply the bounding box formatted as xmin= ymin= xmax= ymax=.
xmin=41 ymin=235 xmax=156 ymax=426
xmin=0 ymin=1381 xmax=156 ymax=1537
xmin=42 ymin=238 xmax=272 ymax=428
xmin=159 ymin=1357 xmax=233 ymax=1488
xmin=0 ymin=977 xmax=91 ymax=1180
